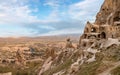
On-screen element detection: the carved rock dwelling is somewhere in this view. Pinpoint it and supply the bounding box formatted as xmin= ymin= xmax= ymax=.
xmin=79 ymin=0 xmax=120 ymax=48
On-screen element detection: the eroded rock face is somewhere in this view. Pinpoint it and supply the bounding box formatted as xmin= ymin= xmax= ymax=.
xmin=95 ymin=0 xmax=120 ymax=25
xmin=37 ymin=1 xmax=120 ymax=75
xmin=79 ymin=0 xmax=120 ymax=48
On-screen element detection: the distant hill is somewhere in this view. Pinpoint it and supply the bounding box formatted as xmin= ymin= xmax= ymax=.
xmin=0 ymin=33 xmax=81 ymax=43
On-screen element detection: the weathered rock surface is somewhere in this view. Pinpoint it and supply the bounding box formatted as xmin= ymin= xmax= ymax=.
xmin=37 ymin=0 xmax=120 ymax=75
xmin=79 ymin=0 xmax=120 ymax=48
xmin=0 ymin=72 xmax=12 ymax=75
xmin=95 ymin=0 xmax=120 ymax=25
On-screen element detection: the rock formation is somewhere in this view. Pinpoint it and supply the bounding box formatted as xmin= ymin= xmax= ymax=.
xmin=79 ymin=0 xmax=120 ymax=48
xmin=65 ymin=38 xmax=74 ymax=48
xmin=37 ymin=0 xmax=120 ymax=75
xmin=0 ymin=72 xmax=12 ymax=75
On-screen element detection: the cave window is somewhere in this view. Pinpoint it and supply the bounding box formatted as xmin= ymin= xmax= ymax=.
xmin=98 ymin=34 xmax=100 ymax=38
xmin=114 ymin=17 xmax=120 ymax=21
xmin=114 ymin=11 xmax=120 ymax=21
xmin=107 ymin=9 xmax=109 ymax=11
xmin=83 ymin=43 xmax=87 ymax=47
xmin=101 ymin=32 xmax=106 ymax=39
xmin=102 ymin=9 xmax=105 ymax=11
xmin=91 ymin=28 xmax=96 ymax=32
xmin=117 ymin=24 xmax=120 ymax=26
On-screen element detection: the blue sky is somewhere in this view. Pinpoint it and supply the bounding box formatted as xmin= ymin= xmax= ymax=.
xmin=0 ymin=0 xmax=104 ymax=37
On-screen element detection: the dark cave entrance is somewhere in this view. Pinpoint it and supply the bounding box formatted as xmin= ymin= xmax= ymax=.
xmin=101 ymin=32 xmax=106 ymax=39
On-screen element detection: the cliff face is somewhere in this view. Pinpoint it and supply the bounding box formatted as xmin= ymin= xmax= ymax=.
xmin=79 ymin=0 xmax=120 ymax=48
xmin=95 ymin=0 xmax=120 ymax=25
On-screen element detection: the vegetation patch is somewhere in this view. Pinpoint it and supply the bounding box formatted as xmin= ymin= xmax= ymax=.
xmin=76 ymin=61 xmax=101 ymax=75
xmin=0 ymin=61 xmax=42 ymax=75
xmin=111 ymin=66 xmax=120 ymax=75
xmin=43 ymin=59 xmax=72 ymax=75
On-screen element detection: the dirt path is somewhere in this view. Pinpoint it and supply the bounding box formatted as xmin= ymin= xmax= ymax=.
xmin=98 ymin=61 xmax=120 ymax=75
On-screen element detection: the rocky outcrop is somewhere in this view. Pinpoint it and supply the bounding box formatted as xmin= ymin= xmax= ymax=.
xmin=79 ymin=0 xmax=120 ymax=48
xmin=38 ymin=57 xmax=53 ymax=75
xmin=95 ymin=0 xmax=120 ymax=25
xmin=0 ymin=72 xmax=12 ymax=75
xmin=37 ymin=0 xmax=120 ymax=75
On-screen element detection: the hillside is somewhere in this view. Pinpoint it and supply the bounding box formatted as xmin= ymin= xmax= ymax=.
xmin=0 ymin=0 xmax=120 ymax=75
xmin=37 ymin=0 xmax=120 ymax=75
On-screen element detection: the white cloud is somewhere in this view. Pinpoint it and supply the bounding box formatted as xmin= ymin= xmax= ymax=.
xmin=0 ymin=0 xmax=104 ymax=37
xmin=68 ymin=0 xmax=104 ymax=22
xmin=44 ymin=0 xmax=59 ymax=7
xmin=0 ymin=0 xmax=37 ymax=25
xmin=0 ymin=0 xmax=60 ymax=25
xmin=42 ymin=0 xmax=103 ymax=35
xmin=40 ymin=28 xmax=83 ymax=36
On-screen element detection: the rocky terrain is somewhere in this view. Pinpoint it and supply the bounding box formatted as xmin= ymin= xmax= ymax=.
xmin=0 ymin=35 xmax=78 ymax=75
xmin=36 ymin=0 xmax=120 ymax=75
xmin=0 ymin=0 xmax=120 ymax=75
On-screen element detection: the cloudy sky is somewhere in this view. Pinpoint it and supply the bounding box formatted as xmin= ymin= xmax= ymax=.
xmin=0 ymin=0 xmax=104 ymax=37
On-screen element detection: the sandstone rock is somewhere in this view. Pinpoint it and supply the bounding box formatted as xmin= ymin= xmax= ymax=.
xmin=38 ymin=57 xmax=53 ymax=75
xmin=86 ymin=53 xmax=96 ymax=64
xmin=0 ymin=72 xmax=12 ymax=75
xmin=65 ymin=38 xmax=74 ymax=48
xmin=53 ymin=70 xmax=65 ymax=75
xmin=79 ymin=0 xmax=120 ymax=48
xmin=95 ymin=0 xmax=120 ymax=25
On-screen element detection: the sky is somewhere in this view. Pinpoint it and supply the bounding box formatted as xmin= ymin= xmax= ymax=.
xmin=0 ymin=0 xmax=104 ymax=37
